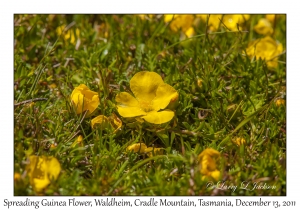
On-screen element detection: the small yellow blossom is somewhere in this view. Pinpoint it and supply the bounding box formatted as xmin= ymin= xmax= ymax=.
xmin=56 ymin=25 xmax=80 ymax=44
xmin=77 ymin=135 xmax=83 ymax=143
xmin=197 ymin=14 xmax=222 ymax=32
xmin=275 ymin=98 xmax=285 ymax=106
xmin=233 ymin=137 xmax=246 ymax=146
xmin=26 ymin=156 xmax=61 ymax=192
xmin=71 ymin=135 xmax=84 ymax=148
xmin=126 ymin=143 xmax=147 ymax=153
xmin=222 ymin=14 xmax=250 ymax=30
xmin=164 ymin=15 xmax=195 ymax=37
xmin=254 ymin=18 xmax=273 ymax=35
xmin=246 ymin=36 xmax=283 ymax=68
xmin=91 ymin=113 xmax=122 ymax=133
xmin=14 ymin=173 xmax=21 ymax=182
xmin=70 ymin=84 xmax=100 ymax=116
xmin=115 ymin=71 xmax=178 ymax=124
xmin=144 ymin=147 xmax=163 ymax=157
xmin=126 ymin=143 xmax=163 ymax=157
xmin=197 ymin=78 xmax=203 ymax=88
xmin=198 ymin=148 xmax=221 ymax=181
xmin=50 ymin=143 xmax=57 ymax=149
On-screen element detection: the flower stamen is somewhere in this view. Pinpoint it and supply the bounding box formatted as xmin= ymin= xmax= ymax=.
xmin=139 ymin=100 xmax=154 ymax=112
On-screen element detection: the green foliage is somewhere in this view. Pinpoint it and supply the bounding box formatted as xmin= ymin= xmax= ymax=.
xmin=14 ymin=14 xmax=286 ymax=195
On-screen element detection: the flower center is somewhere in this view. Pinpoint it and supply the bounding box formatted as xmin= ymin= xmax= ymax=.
xmin=139 ymin=100 xmax=154 ymax=112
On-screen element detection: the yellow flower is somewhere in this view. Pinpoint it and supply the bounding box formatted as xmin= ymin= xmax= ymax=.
xmin=198 ymin=148 xmax=221 ymax=181
xmin=254 ymin=18 xmax=273 ymax=35
xmin=70 ymin=84 xmax=100 ymax=116
xmin=126 ymin=143 xmax=163 ymax=157
xmin=126 ymin=143 xmax=147 ymax=153
xmin=233 ymin=137 xmax=246 ymax=146
xmin=246 ymin=36 xmax=283 ymax=68
xmin=275 ymin=98 xmax=285 ymax=106
xmin=25 ymin=156 xmax=61 ymax=192
xmin=164 ymin=15 xmax=195 ymax=37
xmin=50 ymin=143 xmax=57 ymax=149
xmin=197 ymin=78 xmax=203 ymax=88
xmin=56 ymin=25 xmax=80 ymax=44
xmin=91 ymin=113 xmax=122 ymax=133
xmin=14 ymin=173 xmax=21 ymax=182
xmin=197 ymin=14 xmax=222 ymax=32
xmin=222 ymin=14 xmax=250 ymax=30
xmin=71 ymin=135 xmax=84 ymax=148
xmin=115 ymin=71 xmax=178 ymax=124
xmin=144 ymin=147 xmax=163 ymax=157
xmin=77 ymin=135 xmax=83 ymax=143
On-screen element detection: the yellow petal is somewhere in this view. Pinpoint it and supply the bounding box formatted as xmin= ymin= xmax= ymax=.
xmin=14 ymin=173 xmax=21 ymax=181
xmin=210 ymin=170 xmax=221 ymax=181
xmin=56 ymin=25 xmax=64 ymax=36
xmin=254 ymin=18 xmax=273 ymax=35
xmin=126 ymin=143 xmax=147 ymax=153
xmin=117 ymin=106 xmax=147 ymax=118
xmin=198 ymin=148 xmax=220 ymax=161
xmin=71 ymin=91 xmax=84 ymax=113
xmin=130 ymin=71 xmax=164 ymax=102
xmin=116 ymin=92 xmax=139 ymax=107
xmin=243 ymin=14 xmax=250 ymax=21
xmin=64 ymin=30 xmax=71 ymax=40
xmin=167 ymin=15 xmax=194 ymax=32
xmin=152 ymin=83 xmax=178 ymax=111
xmin=198 ymin=14 xmax=222 ymax=32
xmin=199 ymin=156 xmax=210 ymax=174
xmin=87 ymin=94 xmax=100 ymax=114
xmin=275 ymin=99 xmax=285 ymax=106
xmin=184 ymin=27 xmax=195 ymax=38
xmin=164 ymin=14 xmax=175 ymax=23
xmin=115 ymin=92 xmax=146 ymax=117
xmin=77 ymin=135 xmax=83 ymax=143
xmin=266 ymin=14 xmax=276 ymax=23
xmin=75 ymin=28 xmax=80 ymax=37
xmin=141 ymin=110 xmax=174 ymax=124
xmin=91 ymin=115 xmax=110 ymax=129
xmin=277 ymin=43 xmax=283 ymax=55
xmin=70 ymin=30 xmax=76 ymax=44
xmin=71 ymin=135 xmax=84 ymax=148
xmin=33 ymin=178 xmax=50 ymax=192
xmin=46 ymin=156 xmax=61 ymax=181
xmin=222 ymin=14 xmax=248 ymax=30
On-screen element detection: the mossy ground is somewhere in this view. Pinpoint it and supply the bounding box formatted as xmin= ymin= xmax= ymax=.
xmin=14 ymin=14 xmax=286 ymax=196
